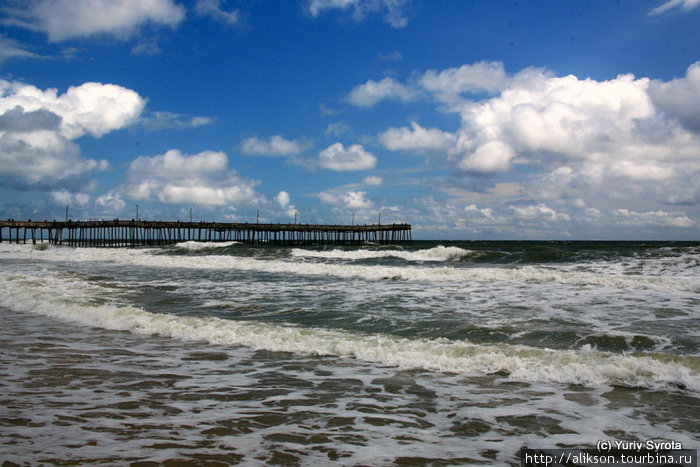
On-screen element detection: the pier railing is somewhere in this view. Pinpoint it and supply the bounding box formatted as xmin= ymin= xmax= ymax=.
xmin=0 ymin=219 xmax=412 ymax=247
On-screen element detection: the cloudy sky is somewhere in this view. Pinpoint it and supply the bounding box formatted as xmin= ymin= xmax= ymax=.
xmin=0 ymin=0 xmax=698 ymax=239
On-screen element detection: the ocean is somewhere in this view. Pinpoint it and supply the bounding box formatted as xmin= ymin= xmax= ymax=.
xmin=0 ymin=240 xmax=698 ymax=465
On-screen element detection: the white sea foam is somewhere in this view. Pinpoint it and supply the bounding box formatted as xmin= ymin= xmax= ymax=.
xmin=1 ymin=270 xmax=698 ymax=393
xmin=0 ymin=243 xmax=696 ymax=292
xmin=174 ymin=240 xmax=239 ymax=250
xmin=290 ymin=245 xmax=473 ymax=262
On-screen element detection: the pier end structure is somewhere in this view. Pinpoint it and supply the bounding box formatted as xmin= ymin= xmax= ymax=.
xmin=0 ymin=219 xmax=412 ymax=247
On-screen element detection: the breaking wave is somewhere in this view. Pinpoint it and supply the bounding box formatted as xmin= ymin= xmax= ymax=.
xmin=1 ymin=243 xmax=695 ymax=292
xmin=1 ymin=271 xmax=698 ymax=393
xmin=173 ymin=241 xmax=239 ymax=251
xmin=290 ymin=245 xmax=473 ymax=262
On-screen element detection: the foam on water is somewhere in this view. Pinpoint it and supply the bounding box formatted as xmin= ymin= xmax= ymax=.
xmin=1 ymin=269 xmax=697 ymax=393
xmin=7 ymin=308 xmax=695 ymax=466
xmin=290 ymin=245 xmax=473 ymax=262
xmin=0 ymin=243 xmax=696 ymax=293
xmin=173 ymin=240 xmax=239 ymax=250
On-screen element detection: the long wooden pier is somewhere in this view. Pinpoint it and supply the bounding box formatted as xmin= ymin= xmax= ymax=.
xmin=0 ymin=219 xmax=411 ymax=247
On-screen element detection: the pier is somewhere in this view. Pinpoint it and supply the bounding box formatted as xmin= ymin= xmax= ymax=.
xmin=0 ymin=219 xmax=411 ymax=247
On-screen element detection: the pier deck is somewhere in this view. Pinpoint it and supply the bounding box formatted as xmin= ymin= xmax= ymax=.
xmin=0 ymin=219 xmax=411 ymax=247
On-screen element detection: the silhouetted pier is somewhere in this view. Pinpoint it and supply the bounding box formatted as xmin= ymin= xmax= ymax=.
xmin=0 ymin=219 xmax=411 ymax=247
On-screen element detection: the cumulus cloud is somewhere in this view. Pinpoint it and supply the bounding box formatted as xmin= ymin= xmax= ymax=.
xmin=649 ymin=0 xmax=700 ymax=15
xmin=96 ymin=191 xmax=126 ymax=214
xmin=355 ymin=60 xmax=699 ymax=235
xmin=419 ymin=61 xmax=508 ymax=101
xmin=0 ymin=106 xmax=61 ymax=132
xmin=319 ymin=189 xmax=373 ymax=210
xmin=347 ymin=77 xmax=417 ymax=107
xmin=0 ymin=80 xmax=144 ymax=187
xmin=368 ymin=62 xmax=699 ymax=189
xmin=348 ymin=61 xmax=512 ymax=109
xmin=50 ymin=189 xmax=90 ymax=207
xmin=452 ymin=70 xmax=656 ymax=163
xmin=306 ymin=0 xmax=411 ymax=28
xmin=240 ymin=135 xmax=306 ymax=156
xmin=465 ymin=204 xmax=493 ymax=219
xmin=122 ymin=149 xmax=260 ymax=206
xmin=275 ymin=190 xmax=297 ymax=217
xmin=0 ymin=80 xmax=146 ymax=139
xmin=457 ymin=140 xmax=516 ymax=173
xmin=316 ymin=143 xmax=377 ymax=171
xmin=275 ymin=190 xmax=291 ymax=208
xmin=448 ymin=65 xmax=700 ymax=202
xmin=1 ymin=0 xmax=186 ymax=42
xmin=379 ymin=121 xmax=456 ymax=152
xmin=510 ymin=203 xmax=569 ymax=222
xmin=194 ymin=0 xmax=240 ymax=24
xmin=648 ymin=61 xmax=700 ymax=132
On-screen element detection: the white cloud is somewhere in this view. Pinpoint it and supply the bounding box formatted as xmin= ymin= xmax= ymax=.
xmin=122 ymin=149 xmax=260 ymax=206
xmin=194 ymin=0 xmax=240 ymax=24
xmin=0 ymin=37 xmax=42 ymax=63
xmin=325 ymin=121 xmax=353 ymax=137
xmin=457 ymin=140 xmax=516 ymax=173
xmin=355 ymin=61 xmax=699 ymax=236
xmin=379 ymin=121 xmax=456 ymax=152
xmin=362 ymin=175 xmax=383 ymax=186
xmin=0 ymin=80 xmax=146 ymax=139
xmin=446 ymin=64 xmax=700 ymax=189
xmin=240 ymin=135 xmax=306 ymax=156
xmin=613 ymin=209 xmax=694 ymax=228
xmin=348 ymin=61 xmax=512 ymax=108
xmin=317 ymin=143 xmax=377 ymax=171
xmin=649 ymin=0 xmax=700 ymax=15
xmin=142 ymin=111 xmax=214 ymax=131
xmin=648 ymin=61 xmax=700 ymax=132
xmin=275 ymin=191 xmax=290 ymax=208
xmin=2 ymin=0 xmax=186 ymax=42
xmin=419 ymin=61 xmax=508 ymax=101
xmin=0 ymin=80 xmax=144 ymax=187
xmin=51 ymin=190 xmax=90 ymax=207
xmin=371 ymin=62 xmax=700 ymax=184
xmin=96 ymin=191 xmax=126 ymax=214
xmin=275 ymin=190 xmax=296 ymax=217
xmin=347 ymin=77 xmax=417 ymax=107
xmin=457 ymin=70 xmax=656 ymax=159
xmin=131 ymin=37 xmax=162 ymax=56
xmin=306 ymin=0 xmax=411 ymax=28
xmin=511 ymin=203 xmax=569 ymax=221
xmin=609 ymin=160 xmax=676 ymax=180
xmin=465 ymin=204 xmax=493 ymax=219
xmin=319 ymin=189 xmax=373 ymax=209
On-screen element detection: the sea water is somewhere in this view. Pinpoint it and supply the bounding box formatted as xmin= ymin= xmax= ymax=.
xmin=0 ymin=241 xmax=698 ymax=465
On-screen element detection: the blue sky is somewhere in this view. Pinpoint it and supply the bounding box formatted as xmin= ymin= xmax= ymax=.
xmin=0 ymin=0 xmax=698 ymax=239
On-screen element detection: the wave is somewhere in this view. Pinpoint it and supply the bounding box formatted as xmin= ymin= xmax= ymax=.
xmin=0 ymin=243 xmax=696 ymax=292
xmin=173 ymin=241 xmax=239 ymax=251
xmin=1 ymin=271 xmax=698 ymax=393
xmin=290 ymin=245 xmax=473 ymax=262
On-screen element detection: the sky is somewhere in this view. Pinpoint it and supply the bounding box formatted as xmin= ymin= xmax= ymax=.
xmin=0 ymin=0 xmax=698 ymax=240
